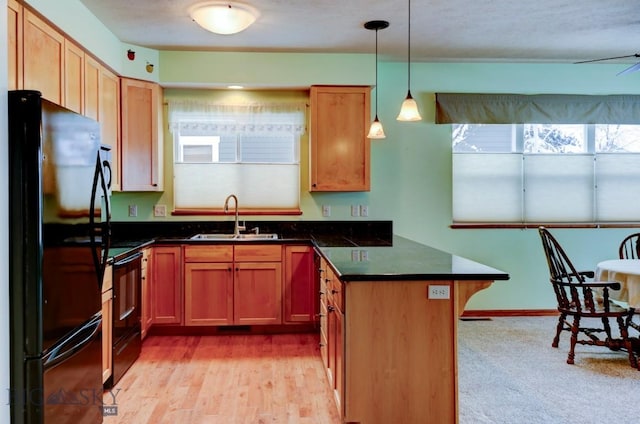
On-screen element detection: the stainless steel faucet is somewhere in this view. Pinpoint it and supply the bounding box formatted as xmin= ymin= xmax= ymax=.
xmin=223 ymin=194 xmax=245 ymax=236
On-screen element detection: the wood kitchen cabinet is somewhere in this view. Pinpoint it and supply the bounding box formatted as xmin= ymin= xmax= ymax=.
xmin=83 ymin=55 xmax=100 ymax=121
xmin=309 ymin=85 xmax=371 ymax=192
xmin=63 ymin=39 xmax=84 ymax=114
xmin=319 ymin=258 xmax=344 ymax=413
xmin=23 ymin=8 xmax=64 ymax=104
xmin=284 ymin=245 xmax=317 ymax=323
xmin=7 ymin=0 xmax=23 ymax=91
xmin=99 ymin=67 xmax=121 ymax=191
xmin=184 ymin=245 xmax=234 ymax=326
xmin=101 ymin=264 xmax=113 ymax=384
xmin=151 ymin=246 xmax=182 ymax=325
xmin=183 ymin=244 xmax=282 ymax=326
xmin=140 ymin=248 xmax=152 ymax=339
xmin=120 ymin=78 xmax=163 ymax=191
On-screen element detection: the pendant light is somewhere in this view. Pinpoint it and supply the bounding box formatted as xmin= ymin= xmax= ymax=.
xmin=397 ymin=0 xmax=422 ymax=121
xmin=365 ymin=20 xmax=389 ymax=139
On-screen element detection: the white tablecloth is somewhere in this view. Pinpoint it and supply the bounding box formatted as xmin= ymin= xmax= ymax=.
xmin=595 ymin=259 xmax=640 ymax=308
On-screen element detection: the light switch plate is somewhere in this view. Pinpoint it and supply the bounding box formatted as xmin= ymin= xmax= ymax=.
xmin=351 ymin=205 xmax=360 ymax=217
xmin=128 ymin=204 xmax=137 ymax=217
xmin=322 ymin=205 xmax=331 ymax=217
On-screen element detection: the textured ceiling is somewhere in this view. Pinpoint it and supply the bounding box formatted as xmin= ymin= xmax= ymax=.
xmin=79 ymin=0 xmax=640 ymax=65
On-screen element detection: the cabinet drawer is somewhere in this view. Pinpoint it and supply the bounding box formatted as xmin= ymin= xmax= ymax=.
xmin=184 ymin=245 xmax=233 ymax=262
xmin=234 ymin=244 xmax=282 ymax=262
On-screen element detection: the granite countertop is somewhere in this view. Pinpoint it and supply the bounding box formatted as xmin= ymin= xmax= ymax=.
xmin=317 ymin=235 xmax=510 ymax=282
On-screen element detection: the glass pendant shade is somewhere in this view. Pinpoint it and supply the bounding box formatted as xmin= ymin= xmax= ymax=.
xmin=397 ymin=0 xmax=422 ymax=122
xmin=190 ymin=2 xmax=259 ymax=35
xmin=397 ymin=91 xmax=422 ymax=121
xmin=367 ymin=115 xmax=386 ymax=139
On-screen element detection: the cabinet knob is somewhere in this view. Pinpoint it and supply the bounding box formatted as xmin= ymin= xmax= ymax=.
xmin=331 ymin=289 xmax=338 ymax=294
xmin=152 ymin=183 xmax=158 ymax=187
xmin=327 ymin=305 xmax=335 ymax=313
xmin=319 ymin=290 xmax=325 ymax=295
xmin=317 ymin=313 xmax=325 ymax=318
xmin=319 ymin=343 xmax=325 ymax=347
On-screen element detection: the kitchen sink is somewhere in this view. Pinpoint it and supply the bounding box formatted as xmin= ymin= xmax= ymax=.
xmin=190 ymin=233 xmax=279 ymax=241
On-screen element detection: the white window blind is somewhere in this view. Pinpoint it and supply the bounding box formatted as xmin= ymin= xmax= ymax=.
xmin=168 ymin=100 xmax=306 ymax=212
xmin=452 ymin=124 xmax=640 ymax=224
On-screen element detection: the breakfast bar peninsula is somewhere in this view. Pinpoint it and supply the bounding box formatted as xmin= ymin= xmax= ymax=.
xmin=314 ymin=236 xmax=509 ymax=424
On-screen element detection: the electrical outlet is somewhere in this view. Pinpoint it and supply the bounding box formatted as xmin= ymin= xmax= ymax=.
xmin=360 ymin=205 xmax=369 ymax=217
xmin=428 ymin=285 xmax=450 ymax=299
xmin=128 ymin=204 xmax=137 ymax=217
xmin=351 ymin=205 xmax=360 ymax=217
xmin=322 ymin=205 xmax=331 ymax=217
xmin=154 ymin=204 xmax=167 ymax=217
xmin=351 ymin=250 xmax=360 ymax=261
xmin=359 ymin=250 xmax=369 ymax=261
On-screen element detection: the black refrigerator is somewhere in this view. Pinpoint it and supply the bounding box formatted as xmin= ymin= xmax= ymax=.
xmin=8 ymin=90 xmax=111 ymax=424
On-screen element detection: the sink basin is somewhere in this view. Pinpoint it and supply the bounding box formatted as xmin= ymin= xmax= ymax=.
xmin=190 ymin=233 xmax=278 ymax=241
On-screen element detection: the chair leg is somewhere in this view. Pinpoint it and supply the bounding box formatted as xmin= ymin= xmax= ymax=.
xmin=553 ymin=313 xmax=566 ymax=348
xmin=567 ymin=315 xmax=580 ymax=365
xmin=602 ymin=317 xmax=613 ymax=342
xmin=616 ymin=316 xmax=639 ymax=370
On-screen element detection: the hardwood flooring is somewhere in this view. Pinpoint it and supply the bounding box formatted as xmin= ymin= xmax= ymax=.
xmin=102 ymin=333 xmax=341 ymax=424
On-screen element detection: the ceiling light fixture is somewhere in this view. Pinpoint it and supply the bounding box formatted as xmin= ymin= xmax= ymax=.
xmin=189 ymin=2 xmax=259 ymax=35
xmin=397 ymin=0 xmax=422 ymax=121
xmin=365 ymin=20 xmax=389 ymax=139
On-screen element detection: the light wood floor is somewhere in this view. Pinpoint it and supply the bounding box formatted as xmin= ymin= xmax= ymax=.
xmin=102 ymin=333 xmax=341 ymax=424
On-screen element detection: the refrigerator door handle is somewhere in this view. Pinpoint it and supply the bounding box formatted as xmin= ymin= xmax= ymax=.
xmin=90 ymin=152 xmax=111 ymax=285
xmin=42 ymin=313 xmax=101 ymax=370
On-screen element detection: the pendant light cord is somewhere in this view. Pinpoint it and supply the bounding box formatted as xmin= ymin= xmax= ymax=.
xmin=375 ymin=27 xmax=379 ymax=114
xmin=407 ymin=0 xmax=412 ymax=92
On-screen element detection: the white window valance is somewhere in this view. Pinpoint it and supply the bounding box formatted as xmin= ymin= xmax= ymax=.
xmin=168 ymin=100 xmax=306 ymax=136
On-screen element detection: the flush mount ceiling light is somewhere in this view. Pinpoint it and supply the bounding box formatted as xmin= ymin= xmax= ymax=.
xmin=365 ymin=20 xmax=389 ymax=139
xmin=189 ymin=1 xmax=259 ymax=35
xmin=397 ymin=0 xmax=422 ymax=121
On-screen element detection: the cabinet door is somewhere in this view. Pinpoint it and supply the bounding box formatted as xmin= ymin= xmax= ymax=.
xmin=120 ymin=78 xmax=163 ymax=191
xmin=99 ymin=68 xmax=121 ymax=191
xmin=64 ymin=40 xmax=84 ymax=114
xmin=23 ymin=9 xmax=64 ymax=104
xmin=101 ymin=264 xmax=113 ymax=384
xmin=101 ymin=289 xmax=113 ymax=384
xmin=140 ymin=248 xmax=152 ymax=339
xmin=7 ymin=0 xmax=23 ymax=91
xmin=310 ymin=86 xmax=371 ymax=192
xmin=284 ymin=245 xmax=317 ymax=323
xmin=84 ymin=55 xmax=100 ymax=121
xmin=234 ymin=262 xmax=282 ymax=325
xmin=184 ymin=262 xmax=234 ymax=325
xmin=151 ymin=246 xmax=182 ymax=324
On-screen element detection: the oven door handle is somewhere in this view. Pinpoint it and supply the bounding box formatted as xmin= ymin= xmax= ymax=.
xmin=114 ymin=252 xmax=143 ymax=267
xmin=119 ymin=306 xmax=136 ymax=321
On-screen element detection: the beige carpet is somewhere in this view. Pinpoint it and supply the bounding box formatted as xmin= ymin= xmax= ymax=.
xmin=457 ymin=316 xmax=640 ymax=424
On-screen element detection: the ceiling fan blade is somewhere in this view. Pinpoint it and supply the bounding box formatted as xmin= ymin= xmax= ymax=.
xmin=574 ymin=53 xmax=640 ymax=64
xmin=617 ymin=61 xmax=640 ymax=76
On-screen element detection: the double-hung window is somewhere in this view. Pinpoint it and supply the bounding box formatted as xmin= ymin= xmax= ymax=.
xmin=168 ymin=100 xmax=306 ymax=213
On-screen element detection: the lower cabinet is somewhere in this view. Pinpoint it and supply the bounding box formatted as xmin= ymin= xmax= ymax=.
xmin=140 ymin=248 xmax=152 ymax=339
xmin=184 ymin=244 xmax=282 ymax=326
xmin=101 ymin=264 xmax=113 ymax=385
xmin=284 ymin=245 xmax=317 ymax=323
xmin=151 ymin=246 xmax=183 ymax=325
xmin=319 ymin=258 xmax=344 ymax=413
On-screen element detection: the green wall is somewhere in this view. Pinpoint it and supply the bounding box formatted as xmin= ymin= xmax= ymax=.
xmin=22 ymin=0 xmax=640 ymax=312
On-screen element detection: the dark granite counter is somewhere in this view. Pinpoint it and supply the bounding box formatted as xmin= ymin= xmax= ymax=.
xmin=316 ymin=235 xmax=509 ymax=282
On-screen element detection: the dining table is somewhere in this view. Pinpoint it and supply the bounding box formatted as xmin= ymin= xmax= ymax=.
xmin=595 ymin=259 xmax=640 ymax=308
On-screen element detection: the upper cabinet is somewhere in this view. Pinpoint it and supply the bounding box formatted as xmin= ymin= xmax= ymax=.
xmin=120 ymin=78 xmax=164 ymax=192
xmin=309 ymin=86 xmax=371 ymax=192
xmin=64 ymin=40 xmax=84 ymax=114
xmin=99 ymin=68 xmax=122 ymax=191
xmin=22 ymin=8 xmax=64 ymax=104
xmin=7 ymin=0 xmax=23 ymax=91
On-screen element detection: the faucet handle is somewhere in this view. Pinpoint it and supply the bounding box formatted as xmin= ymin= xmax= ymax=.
xmin=250 ymin=226 xmax=260 ymax=234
